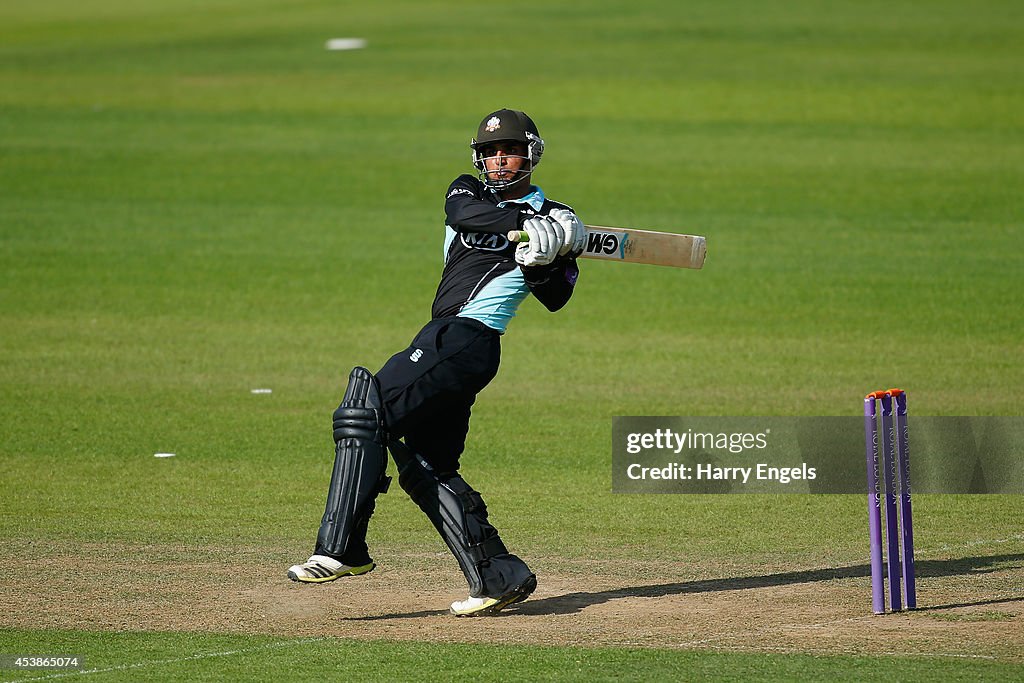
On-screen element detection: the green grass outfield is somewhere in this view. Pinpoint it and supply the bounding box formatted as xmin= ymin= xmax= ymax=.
xmin=2 ymin=0 xmax=1023 ymax=680
xmin=0 ymin=629 xmax=1017 ymax=682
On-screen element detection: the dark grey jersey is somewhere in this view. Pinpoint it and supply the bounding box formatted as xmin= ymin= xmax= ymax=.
xmin=430 ymin=175 xmax=579 ymax=332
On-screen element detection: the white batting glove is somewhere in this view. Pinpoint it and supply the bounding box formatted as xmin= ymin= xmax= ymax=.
xmin=515 ymin=216 xmax=563 ymax=267
xmin=548 ymin=208 xmax=587 ymax=256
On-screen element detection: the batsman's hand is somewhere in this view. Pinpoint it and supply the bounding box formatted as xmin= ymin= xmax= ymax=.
xmin=515 ymin=216 xmax=563 ymax=267
xmin=548 ymin=208 xmax=587 ymax=257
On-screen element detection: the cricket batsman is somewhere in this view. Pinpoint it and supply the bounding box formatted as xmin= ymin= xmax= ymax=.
xmin=287 ymin=109 xmax=586 ymax=616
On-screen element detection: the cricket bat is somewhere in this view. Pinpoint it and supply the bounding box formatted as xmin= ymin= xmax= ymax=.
xmin=508 ymin=225 xmax=706 ymax=269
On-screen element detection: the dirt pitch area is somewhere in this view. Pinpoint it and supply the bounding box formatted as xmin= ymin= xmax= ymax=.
xmin=4 ymin=540 xmax=1022 ymax=663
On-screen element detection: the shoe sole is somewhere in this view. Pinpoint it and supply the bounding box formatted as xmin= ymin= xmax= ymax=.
xmin=451 ymin=575 xmax=537 ymax=617
xmin=287 ymin=562 xmax=375 ymax=584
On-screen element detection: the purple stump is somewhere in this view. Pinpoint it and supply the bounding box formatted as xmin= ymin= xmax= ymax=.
xmin=880 ymin=393 xmax=903 ymax=611
xmin=864 ymin=396 xmax=885 ymax=614
xmin=894 ymin=390 xmax=916 ymax=609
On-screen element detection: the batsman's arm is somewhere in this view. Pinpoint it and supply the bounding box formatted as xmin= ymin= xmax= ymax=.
xmin=445 ymin=175 xmax=523 ymax=235
xmin=521 ymin=258 xmax=579 ymax=312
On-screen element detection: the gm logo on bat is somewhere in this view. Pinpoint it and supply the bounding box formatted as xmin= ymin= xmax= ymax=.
xmin=586 ymin=230 xmax=631 ymax=260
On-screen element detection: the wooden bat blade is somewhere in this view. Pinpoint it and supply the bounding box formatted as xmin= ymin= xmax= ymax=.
xmin=507 ymin=225 xmax=707 ymax=269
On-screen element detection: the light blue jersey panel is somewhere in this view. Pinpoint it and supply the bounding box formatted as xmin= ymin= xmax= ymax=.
xmin=443 ymin=225 xmax=458 ymax=261
xmin=448 ymin=186 xmax=545 ymax=333
xmin=458 ymin=268 xmax=530 ymax=333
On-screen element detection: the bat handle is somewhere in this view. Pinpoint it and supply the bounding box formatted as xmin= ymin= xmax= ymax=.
xmin=507 ymin=230 xmax=529 ymax=243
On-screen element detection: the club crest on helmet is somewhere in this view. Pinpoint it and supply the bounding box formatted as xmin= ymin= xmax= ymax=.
xmin=485 ymin=116 xmax=501 ymax=132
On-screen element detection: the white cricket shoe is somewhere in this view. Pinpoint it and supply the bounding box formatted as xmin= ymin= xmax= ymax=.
xmin=449 ymin=576 xmax=537 ymax=616
xmin=287 ymin=555 xmax=375 ymax=583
